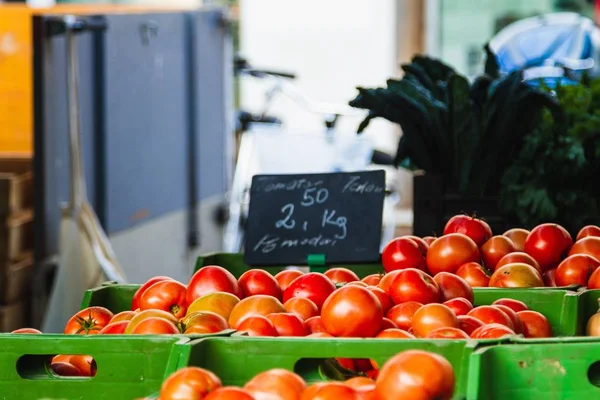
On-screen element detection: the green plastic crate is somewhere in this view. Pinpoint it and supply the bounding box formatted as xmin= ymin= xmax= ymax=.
xmin=576 ymin=290 xmax=600 ymax=335
xmin=467 ymin=337 xmax=600 ymax=399
xmin=80 ymin=283 xmax=139 ymax=313
xmin=0 ymin=334 xmax=190 ymax=399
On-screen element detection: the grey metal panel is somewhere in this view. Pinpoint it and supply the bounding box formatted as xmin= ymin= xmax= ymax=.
xmin=102 ymin=13 xmax=189 ymax=234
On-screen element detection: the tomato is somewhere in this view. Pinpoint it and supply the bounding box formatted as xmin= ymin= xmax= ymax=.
xmin=305 ymin=316 xmax=327 ymax=334
xmin=517 ymin=310 xmax=552 ymax=338
xmin=544 ymin=269 xmax=557 ymax=287
xmin=110 ymin=311 xmax=137 ymax=324
xmin=187 ymin=292 xmax=240 ymax=321
xmin=375 ymin=328 xmax=415 ymax=339
xmin=140 ymin=280 xmax=188 ymax=319
xmin=375 ymin=350 xmax=455 ymax=400
xmin=361 ymin=274 xmax=383 ymax=286
xmin=98 ymin=321 xmax=129 ymax=334
xmin=386 ymin=302 xmax=422 ymax=331
xmin=380 ymin=318 xmax=398 ymax=330
xmin=131 ymin=317 xmax=179 ymax=334
xmin=125 ymin=309 xmax=178 ymax=334
xmin=303 ymin=382 xmax=360 ymax=400
xmin=492 ymin=298 xmax=529 ymax=313
xmin=525 ymin=223 xmax=573 ymax=272
xmin=252 ymin=369 xmax=306 ymax=395
xmin=11 ymin=328 xmax=41 ymax=334
xmin=204 ymin=387 xmax=254 ymax=400
xmin=403 ymin=235 xmax=430 ymax=252
xmin=266 ymin=313 xmax=307 ymax=336
xmin=282 ymin=273 xmax=336 ymax=310
xmin=388 ymin=268 xmax=440 ymax=304
xmin=181 ymin=312 xmax=229 ymax=335
xmin=377 ymin=270 xmax=401 ymax=294
xmin=433 ymin=272 xmax=474 ymax=303
xmin=64 ymin=307 xmax=113 ymax=335
xmin=423 ymin=236 xmax=437 ymax=245
xmin=132 ymin=276 xmax=173 ymax=310
xmin=588 ymin=266 xmax=600 ymax=289
xmin=237 ymin=315 xmax=279 ymax=337
xmin=457 ymin=315 xmax=484 ymax=335
xmin=306 ymin=332 xmax=332 ymax=338
xmin=467 ymin=306 xmax=513 ymax=329
xmin=284 ymin=297 xmax=319 ymax=321
xmin=238 ymin=269 xmax=282 ymax=300
xmin=489 ymin=263 xmax=544 ymax=288
xmin=324 ymin=268 xmax=360 ymax=284
xmin=426 ymin=234 xmax=480 ymax=275
xmin=52 ymin=354 xmax=72 ymax=364
xmin=411 ymin=304 xmax=458 ymax=338
xmin=345 ymin=377 xmax=376 ymax=400
xmin=443 ymin=214 xmax=492 ymax=247
xmin=51 ymin=362 xmax=82 ymax=377
xmin=186 ymin=266 xmax=242 ymax=306
xmin=577 ymin=225 xmax=600 ymax=241
xmin=493 ymin=305 xmax=523 ymax=334
xmin=228 ymin=295 xmax=285 ymax=329
xmin=159 ymin=367 xmax=222 ymax=400
xmin=274 ymin=270 xmax=304 ymax=292
xmin=381 ymin=237 xmax=427 ymax=273
xmin=69 ymin=355 xmax=96 ymax=377
xmin=244 ymin=369 xmax=304 ymax=400
xmin=455 ymin=262 xmax=489 ymax=287
xmin=496 ymin=252 xmax=541 ymax=273
xmin=321 ymin=286 xmax=383 ymax=337
xmin=569 ymin=236 xmax=600 ymax=261
xmin=345 ymin=281 xmax=368 ymax=287
xmin=555 ymin=254 xmax=600 ymax=287
xmin=366 ymin=286 xmax=393 ymax=314
xmin=470 ymin=323 xmax=515 ymax=339
xmin=503 ymin=228 xmax=530 ymax=252
xmin=443 ymin=298 xmax=473 ymax=316
xmin=425 ymin=327 xmax=469 ymax=339
xmin=480 ymin=236 xmax=516 ymax=270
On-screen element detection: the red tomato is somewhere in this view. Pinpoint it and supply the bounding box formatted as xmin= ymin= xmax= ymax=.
xmin=321 ymin=286 xmax=383 ymax=337
xmin=470 ymin=323 xmax=515 ymax=339
xmin=306 ymin=332 xmax=332 ymax=338
xmin=457 ymin=315 xmax=484 ymax=335
xmin=577 ymin=225 xmax=600 ymax=241
xmin=456 ymin=262 xmax=490 ymax=287
xmin=426 ymin=234 xmax=480 ymax=275
xmin=345 ymin=281 xmax=368 ymax=287
xmin=125 ymin=309 xmax=178 ymax=334
xmin=282 ymin=273 xmax=336 ymax=310
xmin=425 ymin=327 xmax=469 ymax=339
xmin=69 ymin=355 xmax=96 ymax=377
xmin=377 ymin=270 xmax=401 ymax=294
xmin=110 ymin=311 xmax=137 ymax=324
xmin=140 ymin=280 xmax=188 ymax=319
xmin=525 ymin=223 xmax=573 ymax=272
xmin=228 ymin=295 xmax=285 ymax=329
xmin=159 ymin=367 xmax=222 ymax=400
xmin=274 ymin=270 xmax=304 ymax=292
xmin=387 ymin=268 xmax=440 ymax=304
xmin=411 ymin=304 xmax=459 ymax=338
xmin=402 ymin=235 xmax=430 ymax=253
xmin=493 ymin=305 xmax=523 ymax=334
xmin=237 ymin=315 xmax=279 ymax=337
xmin=380 ymin=318 xmax=398 ymax=330
xmin=345 ymin=377 xmax=376 ymax=400
xmin=245 ymin=369 xmax=305 ymax=400
xmin=443 ymin=214 xmax=492 ymax=247
xmin=204 ymin=387 xmax=254 ymax=400
xmin=544 ymin=268 xmax=558 ymax=287
xmin=443 ymin=298 xmax=473 ymax=316
xmin=98 ymin=321 xmax=129 ymax=334
xmin=304 ymin=382 xmax=360 ymax=400
xmin=569 ymin=236 xmax=600 ymax=262
xmin=423 ymin=236 xmax=437 ymax=245
xmin=130 ymin=317 xmax=180 ymax=334
xmin=433 ymin=272 xmax=474 ymax=303
xmin=375 ymin=328 xmax=415 ymax=339
xmin=496 ymin=252 xmax=541 ymax=273
xmin=11 ymin=328 xmax=42 ymax=334
xmin=386 ymin=302 xmax=422 ymax=331
xmin=64 ymin=307 xmax=113 ymax=335
xmin=555 ymin=254 xmax=600 ymax=287
xmin=283 ymin=297 xmax=319 ymax=321
xmin=375 ymin=350 xmax=455 ymax=400
xmin=305 ymin=316 xmax=327 ymax=334
xmin=181 ymin=312 xmax=229 ymax=335
xmin=381 ymin=237 xmax=427 ymax=273
xmin=51 ymin=362 xmax=82 ymax=377
xmin=362 ymin=274 xmax=383 ymax=286
xmin=517 ymin=310 xmax=552 ymax=338
xmin=503 ymin=228 xmax=530 ymax=252
xmin=132 ymin=276 xmax=173 ymax=310
xmin=324 ymin=268 xmax=359 ymax=284
xmin=249 ymin=368 xmax=306 ymax=395
xmin=186 ymin=266 xmax=242 ymax=306
xmin=266 ymin=313 xmax=307 ymax=336
xmin=238 ymin=269 xmax=282 ymax=300
xmin=366 ymin=286 xmax=393 ymax=314
xmin=467 ymin=306 xmax=513 ymax=330
xmin=489 ymin=263 xmax=544 ymax=288
xmin=492 ymin=298 xmax=529 ymax=313
xmin=588 ymin=267 xmax=600 ymax=289
xmin=480 ymin=236 xmax=516 ymax=270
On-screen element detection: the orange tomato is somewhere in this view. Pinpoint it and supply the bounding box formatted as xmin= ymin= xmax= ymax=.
xmin=266 ymin=313 xmax=307 ymax=337
xmin=203 ymin=387 xmax=254 ymax=400
xmin=496 ymin=252 xmax=541 ymax=273
xmin=503 ymin=228 xmax=530 ymax=252
xmin=69 ymin=355 xmax=96 ymax=377
xmin=159 ymin=367 xmax=222 ymax=400
xmin=411 ymin=304 xmax=458 ymax=338
xmin=130 ymin=317 xmax=179 ymax=334
xmin=64 ymin=307 xmax=113 ymax=335
xmin=181 ymin=312 xmax=229 ymax=335
xmin=237 ymin=315 xmax=279 ymax=337
xmin=283 ymin=297 xmax=319 ymax=321
xmin=139 ymin=280 xmax=188 ymax=319
xmin=321 ymin=286 xmax=383 ymax=338
xmin=228 ymin=295 xmax=285 ymax=329
xmin=324 ymin=268 xmax=360 ymax=284
xmin=274 ymin=270 xmax=304 ymax=292
xmin=110 ymin=311 xmax=137 ymax=324
xmin=385 ymin=301 xmax=422 ymax=331
xmin=455 ymin=262 xmax=490 ymax=287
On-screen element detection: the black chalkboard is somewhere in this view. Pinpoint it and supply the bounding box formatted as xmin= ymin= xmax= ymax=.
xmin=244 ymin=170 xmax=385 ymax=266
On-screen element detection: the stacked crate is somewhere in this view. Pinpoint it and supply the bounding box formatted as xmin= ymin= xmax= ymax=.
xmin=0 ymin=155 xmax=33 ymax=331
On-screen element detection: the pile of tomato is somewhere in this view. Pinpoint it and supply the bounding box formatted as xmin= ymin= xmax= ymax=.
xmin=154 ymin=349 xmax=455 ymax=400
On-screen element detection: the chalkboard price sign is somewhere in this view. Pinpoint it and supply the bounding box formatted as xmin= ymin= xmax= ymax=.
xmin=244 ymin=170 xmax=385 ymax=266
